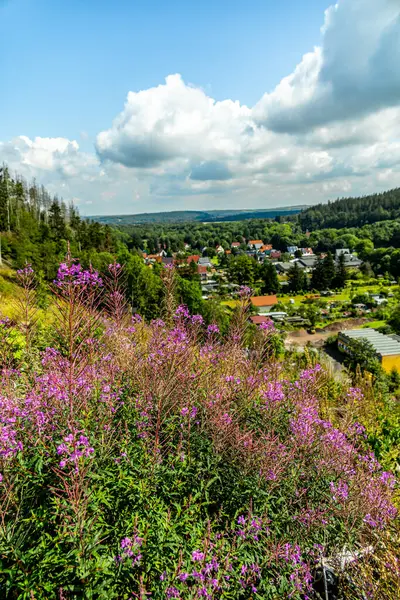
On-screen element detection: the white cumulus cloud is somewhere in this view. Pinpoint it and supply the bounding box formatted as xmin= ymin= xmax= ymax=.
xmin=96 ymin=74 xmax=251 ymax=168
xmin=254 ymin=0 xmax=400 ymax=133
xmin=2 ymin=0 xmax=400 ymax=213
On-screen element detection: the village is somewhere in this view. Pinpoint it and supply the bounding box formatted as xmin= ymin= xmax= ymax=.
xmin=140 ymin=237 xmax=400 ymax=373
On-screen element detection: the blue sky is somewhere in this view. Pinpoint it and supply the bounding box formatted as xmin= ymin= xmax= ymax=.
xmin=1 ymin=0 xmax=399 ymax=214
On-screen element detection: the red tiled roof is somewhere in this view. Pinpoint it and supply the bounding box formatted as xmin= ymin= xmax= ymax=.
xmin=187 ymin=255 xmax=200 ymax=264
xmin=198 ymin=265 xmax=207 ymax=274
xmin=248 ymin=240 xmax=263 ymax=245
xmin=249 ymin=315 xmax=272 ymax=324
xmin=231 ymin=242 xmax=241 ymax=247
xmin=250 ymin=295 xmax=278 ymax=307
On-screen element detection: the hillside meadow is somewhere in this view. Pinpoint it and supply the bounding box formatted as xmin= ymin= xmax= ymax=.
xmin=0 ymin=261 xmax=398 ymax=599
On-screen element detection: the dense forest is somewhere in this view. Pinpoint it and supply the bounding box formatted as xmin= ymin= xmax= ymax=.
xmin=299 ymin=188 xmax=400 ymax=230
xmin=0 ymin=165 xmax=117 ymax=279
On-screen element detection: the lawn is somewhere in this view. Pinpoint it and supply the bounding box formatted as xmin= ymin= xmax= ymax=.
xmin=362 ymin=320 xmax=387 ymax=329
xmin=278 ymin=284 xmax=399 ymax=307
xmin=221 ymin=299 xmax=239 ymax=308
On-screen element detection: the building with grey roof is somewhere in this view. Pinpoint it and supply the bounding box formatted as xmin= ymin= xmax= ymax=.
xmin=338 ymin=328 xmax=400 ymax=373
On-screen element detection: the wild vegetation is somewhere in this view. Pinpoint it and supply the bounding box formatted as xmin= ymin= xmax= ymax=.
xmin=0 ymin=261 xmax=399 ymax=600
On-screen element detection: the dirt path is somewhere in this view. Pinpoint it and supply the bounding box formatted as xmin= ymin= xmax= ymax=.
xmin=285 ymin=318 xmax=369 ymax=348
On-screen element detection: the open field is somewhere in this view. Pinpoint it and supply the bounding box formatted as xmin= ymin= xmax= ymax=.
xmin=279 ymin=284 xmax=399 ymax=307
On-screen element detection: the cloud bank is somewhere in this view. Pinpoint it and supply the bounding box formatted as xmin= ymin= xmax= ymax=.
xmin=1 ymin=0 xmax=400 ymax=214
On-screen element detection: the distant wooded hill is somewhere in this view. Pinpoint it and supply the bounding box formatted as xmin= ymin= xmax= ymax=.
xmin=299 ymin=188 xmax=400 ymax=230
xmin=90 ymin=207 xmax=305 ymax=225
xmin=91 ymin=187 xmax=400 ymax=229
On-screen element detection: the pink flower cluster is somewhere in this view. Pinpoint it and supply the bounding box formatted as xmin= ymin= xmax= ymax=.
xmin=55 ymin=262 xmax=103 ymax=287
xmin=56 ymin=433 xmax=94 ymax=470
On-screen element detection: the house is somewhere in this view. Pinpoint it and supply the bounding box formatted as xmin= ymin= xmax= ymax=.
xmin=186 ymin=255 xmax=200 ymax=264
xmin=269 ymin=311 xmax=287 ymax=321
xmin=287 ymin=246 xmax=298 ymax=255
xmin=146 ymin=254 xmax=162 ymax=263
xmin=250 ymin=295 xmax=278 ymax=314
xmin=162 ymin=257 xmax=174 ymax=266
xmin=340 ymin=254 xmax=362 ymax=269
xmin=216 ymin=245 xmax=225 ymax=254
xmin=371 ymin=295 xmax=387 ymax=306
xmin=275 ymin=262 xmax=293 ymax=274
xmin=298 ymin=255 xmax=318 ymax=271
xmin=338 ymin=329 xmax=400 ymax=373
xmin=300 ymin=248 xmax=313 ymax=255
xmin=285 ymin=316 xmax=307 ymax=325
xmin=201 ymin=280 xmax=219 ymax=296
xmin=260 ymin=244 xmax=273 ymax=253
xmin=248 ymin=240 xmax=264 ymax=250
xmin=231 ymin=242 xmax=241 ymax=249
xmin=336 ymin=248 xmax=350 ymax=257
xmin=199 ymin=257 xmax=213 ymax=268
xmin=198 ymin=265 xmax=208 ymax=280
xmin=249 ymin=315 xmax=273 ymax=325
xmin=270 ymin=250 xmax=281 ymax=260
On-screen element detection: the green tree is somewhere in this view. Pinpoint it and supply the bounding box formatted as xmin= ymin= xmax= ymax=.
xmin=287 ymin=262 xmax=307 ymax=293
xmin=311 ymin=252 xmax=335 ymax=290
xmin=388 ymin=304 xmax=400 ymax=334
xmin=259 ymin=260 xmax=280 ymax=294
xmin=310 ymin=256 xmax=325 ymax=290
xmin=333 ymin=252 xmax=347 ymax=288
xmin=304 ymin=304 xmax=319 ymax=328
xmin=388 ymin=368 xmax=400 ymax=392
xmin=344 ymin=338 xmax=381 ymax=375
xmin=228 ymin=254 xmax=256 ymax=286
xmin=323 ymin=251 xmax=336 ymax=288
xmin=177 ymin=277 xmax=203 ymax=314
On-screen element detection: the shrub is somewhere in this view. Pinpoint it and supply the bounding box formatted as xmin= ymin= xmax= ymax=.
xmin=0 ymin=261 xmax=398 ymax=599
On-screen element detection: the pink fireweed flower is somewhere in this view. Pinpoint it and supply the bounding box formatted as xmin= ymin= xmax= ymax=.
xmin=207 ymin=324 xmax=220 ymax=335
xmin=238 ymin=286 xmax=252 ymax=297
xmin=330 ymin=480 xmax=349 ymax=502
xmin=54 ymin=262 xmax=103 ymax=287
xmin=108 ymin=262 xmax=122 ymax=275
xmin=299 ymin=364 xmax=322 ymax=380
xmin=261 ymin=381 xmax=285 ymax=404
xmin=17 ymin=264 xmax=34 ymax=276
xmin=191 ymin=314 xmax=204 ymax=325
xmin=259 ymin=320 xmax=274 ymax=331
xmin=192 ymin=550 xmax=205 ymax=562
xmin=56 ymin=432 xmax=94 ymax=469
xmin=222 ymin=413 xmax=232 ymax=425
xmin=0 ymin=426 xmax=23 ymax=458
xmin=175 ymin=305 xmax=190 ymax=319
